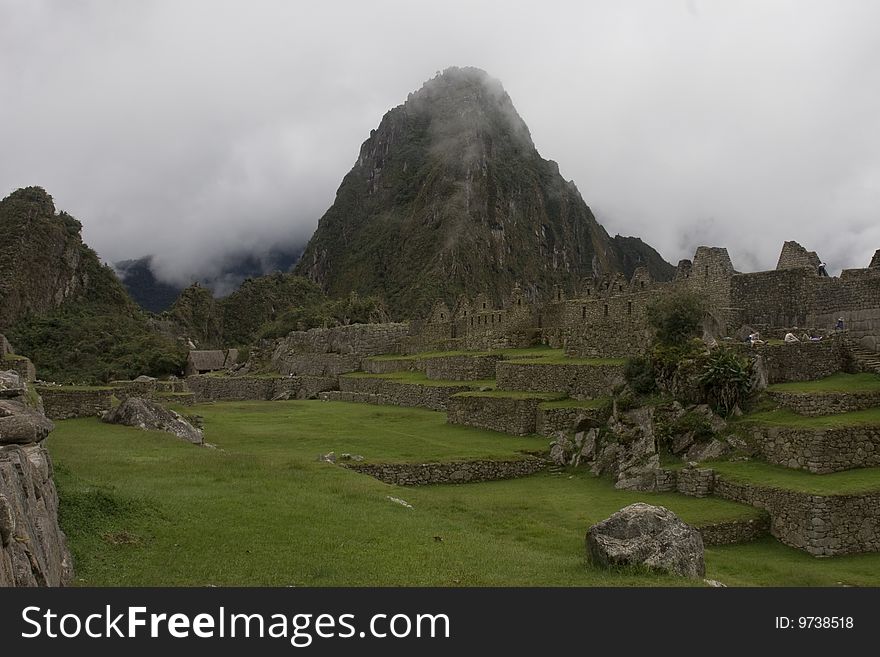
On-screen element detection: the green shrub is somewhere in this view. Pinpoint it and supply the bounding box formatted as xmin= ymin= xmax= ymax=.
xmin=624 ymin=356 xmax=656 ymax=394
xmin=646 ymin=292 xmax=704 ymax=347
xmin=698 ymin=349 xmax=751 ymax=416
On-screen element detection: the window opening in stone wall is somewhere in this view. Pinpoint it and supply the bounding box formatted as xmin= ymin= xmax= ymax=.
xmin=705 ymin=265 xmax=709 ymax=277
xmin=603 ymin=304 xmax=609 ymax=317
xmin=582 ymin=306 xmax=586 ymax=319
xmin=627 ymin=301 xmax=632 ymax=315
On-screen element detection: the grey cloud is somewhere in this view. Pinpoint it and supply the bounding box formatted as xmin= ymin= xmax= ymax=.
xmin=1 ymin=0 xmax=878 ymax=286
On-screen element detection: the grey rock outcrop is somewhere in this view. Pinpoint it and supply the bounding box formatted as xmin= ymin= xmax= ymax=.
xmin=0 ymin=401 xmax=55 ymax=444
xmin=103 ymin=397 xmax=203 ymax=444
xmin=1 ymin=370 xmax=72 ymax=586
xmin=586 ymin=503 xmax=706 ymax=578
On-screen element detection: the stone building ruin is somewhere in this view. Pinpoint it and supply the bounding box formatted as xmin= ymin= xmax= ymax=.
xmin=408 ymin=241 xmax=880 ymax=356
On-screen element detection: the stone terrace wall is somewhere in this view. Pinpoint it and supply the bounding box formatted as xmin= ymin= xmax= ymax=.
xmin=447 ymin=394 xmax=552 ymax=435
xmin=767 ymin=390 xmax=880 ymax=416
xmin=749 ymin=425 xmax=880 ymax=474
xmin=535 ymin=405 xmax=609 ymax=437
xmin=338 ymin=377 xmax=472 ymax=411
xmin=496 ymin=362 xmax=624 ymax=399
xmin=423 ymin=355 xmax=500 ymax=381
xmin=714 ymin=478 xmax=880 ymax=556
xmin=270 ymin=323 xmax=410 ymax=375
xmin=186 ymin=375 xmax=336 ymax=402
xmin=697 ymin=516 xmax=771 ymax=546
xmin=363 ymin=358 xmax=424 ymax=375
xmin=343 ymin=457 xmax=547 ymax=486
xmin=36 ymin=387 xmax=112 ymax=420
xmin=280 ymin=323 xmax=410 ymax=356
xmin=273 ymin=353 xmax=362 ymax=377
xmin=737 ymin=341 xmax=849 ymax=383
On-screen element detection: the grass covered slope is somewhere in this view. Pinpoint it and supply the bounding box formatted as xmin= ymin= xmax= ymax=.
xmin=47 ymin=400 xmax=880 ymax=586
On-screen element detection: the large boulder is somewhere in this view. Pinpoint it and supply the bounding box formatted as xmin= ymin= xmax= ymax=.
xmin=0 ymin=443 xmax=74 ymax=586
xmin=586 ymin=503 xmax=706 ymax=578
xmin=0 ymin=401 xmax=54 ymax=445
xmin=103 ymin=397 xmax=203 ymax=444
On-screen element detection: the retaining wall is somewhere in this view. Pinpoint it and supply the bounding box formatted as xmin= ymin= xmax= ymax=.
xmin=186 ymin=375 xmax=337 ymax=402
xmin=495 ymin=362 xmax=624 ymax=399
xmin=767 ymin=390 xmax=880 ymax=416
xmin=423 ymin=355 xmax=500 ymax=381
xmin=343 ymin=457 xmax=548 ymax=486
xmin=714 ymin=478 xmax=880 ymax=557
xmin=749 ymin=424 xmax=880 ymax=473
xmin=36 ymin=387 xmax=113 ymax=420
xmin=697 ymin=516 xmax=771 ymax=546
xmin=338 ymin=377 xmax=472 ymax=411
xmin=447 ymin=394 xmax=556 ymax=435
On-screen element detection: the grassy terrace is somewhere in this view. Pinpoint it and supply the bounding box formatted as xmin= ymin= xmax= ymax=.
xmin=342 ymin=371 xmax=495 ymax=388
xmin=737 ymin=407 xmax=880 ymax=428
xmin=47 ymin=400 xmax=880 ymax=586
xmin=36 ymin=384 xmax=115 ymax=391
xmin=704 ymin=460 xmax=880 ymax=496
xmin=767 ymin=373 xmax=880 ymax=393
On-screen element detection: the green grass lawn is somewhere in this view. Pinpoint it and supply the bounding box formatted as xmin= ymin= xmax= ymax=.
xmin=767 ymin=373 xmax=880 ymax=393
xmin=704 ymin=460 xmax=880 ymax=495
xmin=342 ymin=371 xmax=495 ymax=388
xmin=738 ymin=407 xmax=880 ymax=428
xmin=46 ymin=400 xmax=880 ymax=587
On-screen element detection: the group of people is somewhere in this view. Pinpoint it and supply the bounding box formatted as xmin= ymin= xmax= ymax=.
xmin=747 ymin=318 xmax=845 ymax=347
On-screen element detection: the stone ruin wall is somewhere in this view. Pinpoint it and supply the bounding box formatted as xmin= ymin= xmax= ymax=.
xmin=337 ymin=376 xmax=472 ymax=411
xmin=659 ymin=466 xmax=880 ymax=556
xmin=446 ymin=394 xmax=550 ymax=435
xmin=37 ymin=387 xmax=113 ymax=420
xmin=186 ymin=375 xmax=336 ymax=403
xmin=343 ymin=457 xmax=547 ymax=486
xmin=495 ymin=361 xmax=624 ymax=398
xmin=713 ymin=478 xmax=880 ymax=557
xmin=768 ymin=390 xmax=880 ymax=416
xmin=748 ymin=424 xmax=880 ymax=474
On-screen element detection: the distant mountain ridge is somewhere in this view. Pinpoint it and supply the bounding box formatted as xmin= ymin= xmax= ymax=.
xmin=295 ymin=67 xmax=673 ymax=318
xmin=115 ymin=245 xmax=304 ymax=313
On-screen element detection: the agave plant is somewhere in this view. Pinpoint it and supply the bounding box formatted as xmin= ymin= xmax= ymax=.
xmin=698 ymin=348 xmax=751 ymax=416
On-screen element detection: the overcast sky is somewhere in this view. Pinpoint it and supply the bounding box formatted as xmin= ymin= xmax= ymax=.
xmin=2 ymin=0 xmax=878 ymax=285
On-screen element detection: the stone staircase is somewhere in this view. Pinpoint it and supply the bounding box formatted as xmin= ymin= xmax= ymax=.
xmin=850 ymin=346 xmax=880 ymax=374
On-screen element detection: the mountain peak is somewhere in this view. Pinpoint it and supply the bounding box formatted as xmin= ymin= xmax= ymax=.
xmin=295 ymin=69 xmax=672 ymax=317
